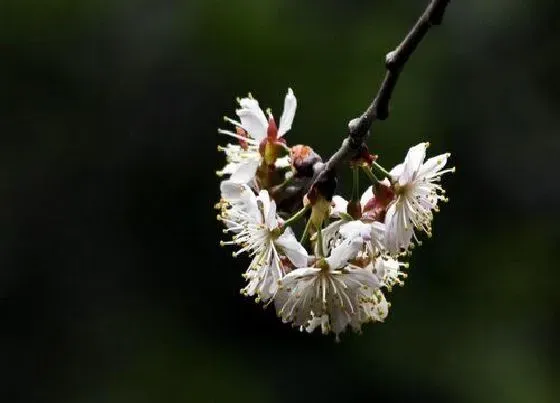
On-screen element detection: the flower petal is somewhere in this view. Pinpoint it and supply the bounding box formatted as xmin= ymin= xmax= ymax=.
xmin=359 ymin=186 xmax=374 ymax=209
xmin=275 ymin=228 xmax=308 ymax=268
xmin=400 ymin=142 xmax=427 ymax=185
xmin=370 ymin=221 xmax=386 ymax=253
xmin=229 ymin=158 xmax=259 ymax=184
xmin=417 ymin=153 xmax=449 ymax=178
xmin=339 ymin=220 xmax=371 ymax=241
xmin=236 ymin=97 xmax=268 ymax=141
xmin=219 ymin=180 xmax=248 ymax=201
xmin=281 ymin=267 xmax=321 ymax=282
xmin=257 ymin=190 xmax=277 ymax=229
xmin=389 ymin=163 xmax=405 ymax=182
xmin=326 ymin=237 xmax=363 ymax=269
xmin=278 ymin=88 xmax=297 ymax=137
xmin=343 ymin=265 xmax=380 ymax=289
xmin=275 ymin=155 xmax=291 ymax=168
xmin=320 ymin=219 xmax=344 ymax=255
xmin=384 ymin=202 xmax=413 ymax=254
xmin=266 ymin=199 xmax=278 ymax=230
xmin=330 ymin=195 xmax=348 ymax=218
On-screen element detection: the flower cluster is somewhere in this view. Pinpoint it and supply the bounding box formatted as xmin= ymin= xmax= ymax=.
xmin=216 ymin=89 xmax=454 ymax=340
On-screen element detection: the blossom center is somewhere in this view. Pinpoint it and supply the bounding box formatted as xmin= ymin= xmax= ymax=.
xmin=393 ymin=182 xmax=410 ymax=196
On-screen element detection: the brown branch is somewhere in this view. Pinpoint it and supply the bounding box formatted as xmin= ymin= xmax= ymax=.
xmin=309 ymin=0 xmax=451 ymax=199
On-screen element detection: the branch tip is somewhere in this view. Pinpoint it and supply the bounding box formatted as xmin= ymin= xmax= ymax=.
xmin=308 ymin=0 xmax=451 ymax=200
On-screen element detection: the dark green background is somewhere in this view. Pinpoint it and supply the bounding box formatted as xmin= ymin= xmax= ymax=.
xmin=1 ymin=1 xmax=558 ymax=402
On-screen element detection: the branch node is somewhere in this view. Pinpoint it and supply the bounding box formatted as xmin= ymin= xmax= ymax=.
xmin=385 ymin=50 xmax=399 ymax=71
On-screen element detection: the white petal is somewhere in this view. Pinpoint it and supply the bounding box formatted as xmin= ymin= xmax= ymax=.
xmin=389 ymin=163 xmax=405 ymax=181
xmin=257 ymin=190 xmax=277 ymax=229
xmin=218 ymin=161 xmax=239 ymax=176
xmin=400 ymin=143 xmax=427 ymax=185
xmin=384 ymin=202 xmax=413 ymax=254
xmin=330 ymin=309 xmax=350 ymax=337
xmin=374 ymin=256 xmax=406 ymax=287
xmin=374 ymin=291 xmax=389 ymax=320
xmin=306 ymin=314 xmax=329 ymax=334
xmin=275 ymin=228 xmax=308 ymax=268
xmin=343 ymin=265 xmax=380 ymax=289
xmin=360 ymin=289 xmax=389 ymax=323
xmin=219 ymin=180 xmax=247 ymax=201
xmin=274 ymin=155 xmax=291 ymax=168
xmin=238 ymin=97 xmax=260 ymax=110
xmin=330 ymin=195 xmax=348 ymax=218
xmin=278 ymin=88 xmax=297 ymax=137
xmin=417 ymin=153 xmax=448 ymax=179
xmin=229 ymin=158 xmax=259 ymax=184
xmin=267 ymin=199 xmax=278 ymax=230
xmin=236 ymin=97 xmax=268 ymax=141
xmin=326 ymin=237 xmax=363 ymax=269
xmin=384 ymin=203 xmax=398 ymax=253
xmin=370 ymin=221 xmax=386 ymax=252
xmin=339 ymin=221 xmax=371 ymax=241
xmin=243 ymin=247 xmax=283 ymax=300
xmin=359 ymin=186 xmax=374 ymax=209
xmin=320 ymin=219 xmax=344 ymax=255
xmin=281 ymin=267 xmax=320 ymax=283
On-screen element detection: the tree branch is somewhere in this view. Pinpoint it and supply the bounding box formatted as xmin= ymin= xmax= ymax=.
xmin=309 ymin=0 xmax=451 ymax=199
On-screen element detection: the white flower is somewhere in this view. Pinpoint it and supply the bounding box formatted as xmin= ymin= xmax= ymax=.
xmin=217 ymin=180 xmax=258 ymax=232
xmin=326 ymin=187 xmax=387 ymax=256
xmin=242 ymin=226 xmax=306 ymax=302
xmin=374 ymin=256 xmax=408 ymax=290
xmin=217 ymin=89 xmax=297 ymax=184
xmin=340 ymin=220 xmax=385 ymax=257
xmin=220 ymin=190 xmax=307 ymax=301
xmin=330 ymin=185 xmax=374 ymax=218
xmin=216 ymin=143 xmax=261 ymax=184
xmin=357 ymin=288 xmax=390 ymax=325
xmin=305 ymin=282 xmax=389 ymax=337
xmin=275 ymin=237 xmax=381 ymax=339
xmin=385 ymin=142 xmax=454 ymax=254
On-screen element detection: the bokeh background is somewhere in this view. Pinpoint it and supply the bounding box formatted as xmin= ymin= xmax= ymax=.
xmin=1 ymin=0 xmax=559 ymax=402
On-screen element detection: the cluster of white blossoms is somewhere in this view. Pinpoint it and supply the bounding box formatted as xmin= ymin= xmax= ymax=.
xmin=216 ymin=88 xmax=454 ymax=340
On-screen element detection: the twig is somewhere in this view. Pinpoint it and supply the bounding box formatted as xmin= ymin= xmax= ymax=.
xmin=309 ymin=0 xmax=451 ymax=199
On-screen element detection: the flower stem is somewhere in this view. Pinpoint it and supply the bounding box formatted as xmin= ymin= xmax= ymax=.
xmin=282 ymin=204 xmax=310 ymax=228
xmin=275 ymin=173 xmax=295 ymax=190
xmin=351 ymin=166 xmax=360 ymax=201
xmin=372 ymin=161 xmax=392 ymax=179
xmin=300 ymin=218 xmax=312 ymax=244
xmin=316 ymin=222 xmax=325 ymax=257
xmin=362 ymin=166 xmax=380 ymax=185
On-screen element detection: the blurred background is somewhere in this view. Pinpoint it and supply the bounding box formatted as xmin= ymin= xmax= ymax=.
xmin=1 ymin=0 xmax=559 ymax=402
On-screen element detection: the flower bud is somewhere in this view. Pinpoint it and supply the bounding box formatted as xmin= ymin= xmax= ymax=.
xmin=347 ymin=200 xmax=362 ymax=220
xmin=291 ymin=145 xmax=322 ymax=177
